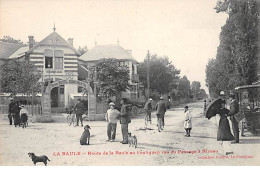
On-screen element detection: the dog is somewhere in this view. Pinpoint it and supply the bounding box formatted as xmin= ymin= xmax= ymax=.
xmin=128 ymin=133 xmax=137 ymax=148
xmin=20 ymin=113 xmax=28 ymax=128
xmin=80 ymin=125 xmax=91 ymax=145
xmin=28 ymin=152 xmax=50 ymax=166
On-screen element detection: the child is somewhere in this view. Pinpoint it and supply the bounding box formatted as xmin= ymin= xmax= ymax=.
xmin=19 ymin=105 xmax=28 ymax=128
xmin=80 ymin=125 xmax=91 ymax=145
xmin=184 ymin=106 xmax=192 ymax=137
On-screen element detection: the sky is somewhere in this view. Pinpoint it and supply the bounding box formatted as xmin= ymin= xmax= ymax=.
xmin=0 ymin=0 xmax=228 ymax=93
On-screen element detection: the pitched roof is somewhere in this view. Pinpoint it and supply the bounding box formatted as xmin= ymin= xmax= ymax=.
xmin=26 ymin=31 xmax=80 ymax=56
xmin=79 ymin=44 xmax=137 ymax=63
xmin=0 ymin=42 xmax=26 ymax=59
xmin=9 ymin=46 xmax=29 ymax=59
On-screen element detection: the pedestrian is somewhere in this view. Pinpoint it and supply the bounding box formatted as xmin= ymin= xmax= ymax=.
xmin=13 ymin=100 xmax=21 ymax=127
xmin=228 ymin=93 xmax=239 ymax=144
xmin=217 ymin=101 xmax=234 ymax=142
xmin=203 ymin=100 xmax=207 ymax=116
xmin=155 ymin=96 xmax=167 ymax=131
xmin=144 ymin=98 xmax=153 ymax=124
xmin=184 ymin=106 xmax=192 ymax=137
xmin=8 ymin=98 xmax=16 ymax=125
xmin=118 ymin=98 xmax=131 ymax=144
xmin=105 ymin=102 xmax=120 ymax=142
xmin=73 ymin=98 xmax=84 ymax=127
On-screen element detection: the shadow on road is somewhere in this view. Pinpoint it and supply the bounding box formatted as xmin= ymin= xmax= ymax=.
xmin=239 ymin=138 xmax=260 ymax=144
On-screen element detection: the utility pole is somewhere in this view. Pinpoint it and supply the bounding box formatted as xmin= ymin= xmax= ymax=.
xmin=147 ymin=50 xmax=150 ymax=100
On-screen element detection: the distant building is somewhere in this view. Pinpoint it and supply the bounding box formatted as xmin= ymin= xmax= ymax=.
xmin=79 ymin=44 xmax=143 ymax=101
xmin=0 ymin=28 xmax=144 ymax=111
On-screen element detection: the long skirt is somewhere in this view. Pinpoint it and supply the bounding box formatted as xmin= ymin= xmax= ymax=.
xmin=217 ymin=117 xmax=234 ymax=141
xmin=13 ymin=114 xmax=21 ymax=126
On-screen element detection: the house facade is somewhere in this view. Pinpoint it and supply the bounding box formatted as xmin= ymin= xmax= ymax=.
xmin=6 ymin=28 xmax=81 ymax=109
xmin=78 ymin=44 xmax=144 ymax=101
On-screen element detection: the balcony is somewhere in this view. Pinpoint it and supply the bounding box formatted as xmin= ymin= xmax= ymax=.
xmin=131 ymin=74 xmax=139 ymax=83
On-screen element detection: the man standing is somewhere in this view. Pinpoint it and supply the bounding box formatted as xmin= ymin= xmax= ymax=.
xmin=73 ymin=98 xmax=85 ymax=127
xmin=144 ymin=98 xmax=153 ymax=124
xmin=118 ymin=98 xmax=131 ymax=144
xmin=156 ymin=96 xmax=167 ymax=131
xmin=8 ymin=98 xmax=15 ymax=125
xmin=229 ymin=93 xmax=239 ymax=143
xmin=105 ymin=102 xmax=120 ymax=142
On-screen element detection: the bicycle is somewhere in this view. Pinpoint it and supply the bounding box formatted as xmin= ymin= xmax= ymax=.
xmin=144 ymin=111 xmax=152 ymax=126
xmin=66 ymin=110 xmax=76 ymax=126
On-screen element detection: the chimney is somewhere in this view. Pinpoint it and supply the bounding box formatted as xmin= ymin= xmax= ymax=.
xmin=68 ymin=38 xmax=73 ymax=47
xmin=28 ymin=36 xmax=34 ymax=49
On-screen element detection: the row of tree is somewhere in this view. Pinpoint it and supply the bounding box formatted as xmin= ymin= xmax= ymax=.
xmin=206 ymin=0 xmax=260 ymax=98
xmin=137 ymin=54 xmax=207 ymax=101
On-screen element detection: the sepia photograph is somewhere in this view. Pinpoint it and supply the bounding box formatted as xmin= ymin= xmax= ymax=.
xmin=0 ymin=0 xmax=260 ymax=166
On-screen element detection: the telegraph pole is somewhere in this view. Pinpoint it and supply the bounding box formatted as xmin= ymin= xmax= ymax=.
xmin=147 ymin=50 xmax=150 ymax=100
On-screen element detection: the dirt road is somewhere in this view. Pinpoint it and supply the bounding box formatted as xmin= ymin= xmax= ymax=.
xmin=0 ymin=101 xmax=259 ymax=166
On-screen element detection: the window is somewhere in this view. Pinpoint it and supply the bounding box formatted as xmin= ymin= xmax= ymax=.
xmin=44 ymin=49 xmax=53 ymax=68
xmin=55 ymin=57 xmax=63 ymax=69
xmin=54 ymin=50 xmax=64 ymax=69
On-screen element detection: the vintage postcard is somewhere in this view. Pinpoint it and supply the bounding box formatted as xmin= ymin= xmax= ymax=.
xmin=0 ymin=0 xmax=260 ymax=166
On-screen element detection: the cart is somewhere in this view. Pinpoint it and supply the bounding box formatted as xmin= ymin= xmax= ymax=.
xmin=235 ymin=83 xmax=260 ymax=136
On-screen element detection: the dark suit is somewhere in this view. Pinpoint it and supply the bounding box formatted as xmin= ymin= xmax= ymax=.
xmin=119 ymin=105 xmax=131 ymax=143
xmin=74 ymin=101 xmax=85 ymax=126
xmin=229 ymin=99 xmax=239 ymax=143
xmin=156 ymin=100 xmax=167 ymax=125
xmin=8 ymin=101 xmax=16 ymax=125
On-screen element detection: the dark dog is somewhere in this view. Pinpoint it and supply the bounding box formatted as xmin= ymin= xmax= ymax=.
xmin=128 ymin=133 xmax=137 ymax=148
xmin=80 ymin=125 xmax=91 ymax=145
xmin=28 ymin=152 xmax=50 ymax=166
xmin=21 ymin=113 xmax=28 ymax=128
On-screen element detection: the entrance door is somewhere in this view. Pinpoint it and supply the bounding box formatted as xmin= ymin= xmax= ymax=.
xmin=51 ymin=87 xmax=59 ymax=107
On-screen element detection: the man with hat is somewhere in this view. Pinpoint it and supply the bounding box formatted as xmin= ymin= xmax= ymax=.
xmin=105 ymin=102 xmax=120 ymax=142
xmin=73 ymin=98 xmax=85 ymax=126
xmin=155 ymin=96 xmax=167 ymax=131
xmin=229 ymin=93 xmax=239 ymax=143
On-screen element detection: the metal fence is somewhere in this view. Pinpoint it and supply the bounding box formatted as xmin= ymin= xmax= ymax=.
xmin=0 ymin=104 xmax=42 ymax=115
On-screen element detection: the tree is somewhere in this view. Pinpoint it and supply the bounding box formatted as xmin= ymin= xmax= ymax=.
xmin=191 ymin=81 xmax=201 ymax=98
xmin=96 ymin=58 xmax=130 ymax=98
xmin=177 ymin=76 xmax=191 ymax=98
xmin=78 ymin=46 xmax=88 ymax=55
xmin=137 ymin=54 xmax=180 ymax=95
xmin=0 ymin=60 xmax=42 ymax=97
xmin=0 ymin=35 xmax=25 ymax=44
xmin=206 ymin=0 xmax=259 ymax=97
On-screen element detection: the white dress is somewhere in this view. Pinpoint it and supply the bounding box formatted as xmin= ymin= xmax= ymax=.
xmin=184 ymin=110 xmax=192 ymax=129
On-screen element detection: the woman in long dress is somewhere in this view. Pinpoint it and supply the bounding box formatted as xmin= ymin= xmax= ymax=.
xmin=217 ymin=102 xmax=234 ymax=141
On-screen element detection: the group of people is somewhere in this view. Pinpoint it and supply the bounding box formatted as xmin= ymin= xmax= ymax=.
xmin=8 ymin=98 xmax=29 ymax=127
xmin=217 ymin=91 xmax=240 ymax=144
xmin=105 ymin=98 xmax=131 ymax=144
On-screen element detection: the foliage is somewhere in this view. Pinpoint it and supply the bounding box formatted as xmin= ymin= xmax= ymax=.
xmin=206 ymin=0 xmax=259 ymax=97
xmin=0 ymin=35 xmax=25 ymax=44
xmin=78 ymin=46 xmax=88 ymax=55
xmin=137 ymin=54 xmax=180 ymax=95
xmin=177 ymin=76 xmax=191 ymax=98
xmin=96 ymin=58 xmax=130 ymax=97
xmin=191 ymin=81 xmax=201 ymax=98
xmin=0 ymin=59 xmax=42 ymax=96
